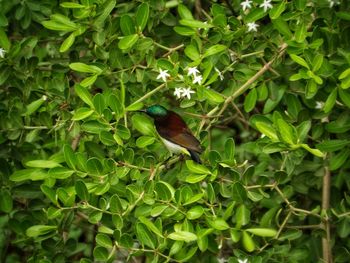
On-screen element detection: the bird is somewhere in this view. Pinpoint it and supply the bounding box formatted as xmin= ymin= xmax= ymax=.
xmin=140 ymin=104 xmax=202 ymax=163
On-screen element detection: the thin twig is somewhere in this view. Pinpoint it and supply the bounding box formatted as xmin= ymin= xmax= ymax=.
xmin=197 ymin=43 xmax=288 ymax=135
xmin=322 ymin=167 xmax=332 ymax=263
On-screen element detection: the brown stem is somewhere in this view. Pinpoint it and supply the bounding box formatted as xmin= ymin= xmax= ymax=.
xmin=322 ymin=167 xmax=332 ymax=263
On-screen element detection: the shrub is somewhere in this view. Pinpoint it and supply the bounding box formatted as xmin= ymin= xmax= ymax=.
xmin=0 ymin=0 xmax=350 ymax=262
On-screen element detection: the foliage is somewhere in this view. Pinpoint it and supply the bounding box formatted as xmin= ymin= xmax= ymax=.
xmin=1 ymin=0 xmax=350 ymax=262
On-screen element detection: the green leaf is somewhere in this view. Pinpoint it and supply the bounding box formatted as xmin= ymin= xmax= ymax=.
xmin=93 ymin=93 xmax=105 ymax=114
xmin=269 ymin=0 xmax=286 ymax=19
xmin=312 ymin=54 xmax=324 ymax=72
xmin=186 ymin=206 xmax=204 ymax=220
xmin=69 ymin=62 xmax=103 ymax=74
xmin=246 ymin=228 xmax=277 ymax=237
xmin=174 ymin=26 xmax=196 ymax=36
xmin=48 ymin=167 xmax=74 ymax=179
xmin=202 ymin=88 xmax=225 ymax=104
xmin=120 ymin=15 xmax=135 ymax=35
xmin=341 ymin=76 xmax=350 ymax=89
xmin=323 ymin=89 xmax=337 ymax=113
xmin=317 ymin=140 xmax=350 ymax=152
xmin=155 ymin=181 xmax=175 ymax=201
xmin=75 ymin=180 xmax=90 ymax=201
xmin=136 ymin=3 xmax=149 ymax=32
xmin=184 ymin=44 xmax=200 ymax=61
xmin=272 ymin=17 xmax=292 ymax=38
xmin=139 ymin=216 xmax=163 ymax=238
xmin=339 ymin=88 xmax=350 ymax=108
xmin=59 ymin=32 xmax=75 ymax=52
xmin=179 ymin=19 xmax=212 ymax=28
xmin=203 ymin=44 xmax=226 ymax=58
xmin=136 ymin=136 xmax=155 ymax=148
xmin=0 ymin=189 xmax=13 ymax=213
xmin=300 ymin=144 xmax=325 ymax=158
xmin=0 ymin=28 xmax=10 ymax=50
xmin=339 ymin=68 xmax=350 ymax=80
xmin=294 ymin=21 xmax=307 ymax=43
xmin=10 ymin=169 xmax=47 ymax=182
xmin=26 ymin=225 xmax=57 ymax=237
xmin=186 ymin=160 xmax=211 ymax=174
xmin=136 ymin=223 xmax=156 ymax=249
xmin=255 ymin=122 xmax=279 ymax=141
xmin=242 ymin=231 xmax=255 ymax=252
xmin=245 ymin=8 xmax=266 ymax=23
xmin=26 ymin=160 xmax=60 ymax=169
xmin=236 ymin=204 xmax=250 ymax=228
xmin=178 ymin=4 xmax=194 ymax=20
xmin=168 ymin=231 xmax=197 ymax=242
xmin=131 ymin=114 xmax=155 ymax=136
xmin=118 ymin=34 xmax=139 ymax=50
xmin=25 ymin=97 xmax=46 ymax=116
xmin=99 ymin=131 xmax=115 ymax=146
xmin=93 ymin=246 xmax=108 ymax=261
xmin=244 ymin=88 xmax=257 ymax=112
xmin=60 ymin=2 xmax=85 ymax=8
xmin=330 ymin=148 xmax=350 ymax=171
xmin=80 ymin=75 xmax=98 ymax=87
xmin=42 ymin=20 xmax=77 ymax=31
xmin=93 ymin=0 xmax=116 ymax=28
xmin=81 ymin=120 xmax=110 ymax=134
xmin=185 ymin=173 xmax=208 ymax=183
xmin=208 ymin=218 xmax=230 ymax=230
xmin=276 ymin=118 xmax=297 ymax=145
xmin=96 ymin=233 xmax=112 ymax=249
xmin=72 ymin=107 xmax=94 ymax=120
xmin=86 ymin=157 xmax=104 ymax=175
xmin=290 ymin=54 xmax=309 ymax=69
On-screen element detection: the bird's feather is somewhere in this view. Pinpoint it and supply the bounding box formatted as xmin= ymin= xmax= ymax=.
xmin=154 ymin=111 xmax=202 ymax=153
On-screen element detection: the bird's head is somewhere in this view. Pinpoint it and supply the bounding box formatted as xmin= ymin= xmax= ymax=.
xmin=142 ymin=105 xmax=168 ymax=118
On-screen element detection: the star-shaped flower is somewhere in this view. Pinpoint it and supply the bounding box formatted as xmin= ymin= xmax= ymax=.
xmin=156 ymin=68 xmax=170 ymax=82
xmin=187 ymin=66 xmax=200 ymax=77
xmin=0 ymin=48 xmax=6 ymax=58
xmin=260 ymin=0 xmax=273 ymax=12
xmin=173 ymin=87 xmax=183 ymax=99
xmin=193 ymin=74 xmax=203 ymax=84
xmin=181 ymin=87 xmax=195 ymax=99
xmin=247 ymin=22 xmax=259 ymax=32
xmin=315 ymin=101 xmax=324 ymax=109
xmin=215 ymin=67 xmax=224 ymax=81
xmin=240 ymin=0 xmax=253 ymax=11
xmin=238 ymin=259 xmax=248 ymax=263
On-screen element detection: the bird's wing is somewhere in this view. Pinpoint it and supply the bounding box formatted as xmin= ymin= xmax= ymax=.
xmin=156 ymin=112 xmax=202 ymax=153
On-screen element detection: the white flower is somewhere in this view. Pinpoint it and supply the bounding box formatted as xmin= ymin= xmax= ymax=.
xmin=315 ymin=101 xmax=324 ymax=109
xmin=260 ymin=0 xmax=273 ymax=12
xmin=173 ymin=87 xmax=183 ymax=99
xmin=0 ymin=48 xmax=6 ymax=58
xmin=42 ymin=95 xmax=48 ymax=101
xmin=187 ymin=66 xmax=200 ymax=77
xmin=156 ymin=68 xmax=170 ymax=82
xmin=215 ymin=67 xmax=224 ymax=81
xmin=247 ymin=22 xmax=259 ymax=32
xmin=240 ymin=0 xmax=253 ymax=11
xmin=193 ymin=74 xmax=203 ymax=84
xmin=181 ymin=87 xmax=195 ymax=99
xmin=327 ymin=0 xmax=339 ymax=7
xmin=238 ymin=259 xmax=248 ymax=263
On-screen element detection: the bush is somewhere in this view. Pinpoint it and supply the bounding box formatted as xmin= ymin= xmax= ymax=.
xmin=1 ymin=0 xmax=350 ymax=262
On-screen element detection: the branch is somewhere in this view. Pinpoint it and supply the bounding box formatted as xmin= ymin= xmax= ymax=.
xmin=322 ymin=167 xmax=333 ymax=263
xmin=197 ymin=43 xmax=288 ymax=135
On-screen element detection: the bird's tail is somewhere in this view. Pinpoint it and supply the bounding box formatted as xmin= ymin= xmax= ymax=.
xmin=189 ymin=150 xmax=202 ymax=164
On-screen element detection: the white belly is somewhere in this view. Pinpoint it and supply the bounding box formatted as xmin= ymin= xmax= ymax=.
xmin=161 ymin=138 xmax=190 ymax=156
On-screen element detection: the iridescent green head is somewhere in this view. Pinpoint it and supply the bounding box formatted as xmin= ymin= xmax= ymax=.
xmin=145 ymin=105 xmax=168 ymax=118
